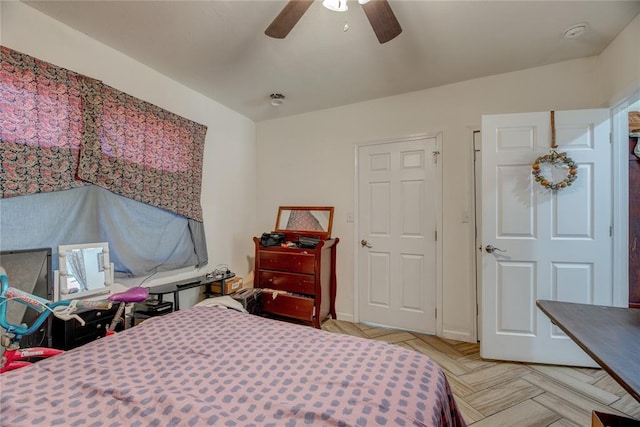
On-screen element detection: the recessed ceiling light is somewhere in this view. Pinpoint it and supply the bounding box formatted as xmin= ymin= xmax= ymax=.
xmin=563 ymin=23 xmax=588 ymax=39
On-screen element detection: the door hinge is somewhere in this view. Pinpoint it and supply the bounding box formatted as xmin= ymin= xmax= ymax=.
xmin=610 ymin=225 xmax=613 ymax=237
xmin=609 ymin=133 xmax=613 ymax=144
xmin=432 ymin=151 xmax=440 ymax=164
xmin=435 ymin=308 xmax=437 ymax=318
xmin=435 ymin=230 xmax=438 ymax=241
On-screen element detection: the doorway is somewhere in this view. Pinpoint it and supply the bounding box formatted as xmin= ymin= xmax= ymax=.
xmin=478 ymin=109 xmax=613 ymax=366
xmin=625 ymin=98 xmax=640 ymax=307
xmin=355 ymin=134 xmax=442 ymax=334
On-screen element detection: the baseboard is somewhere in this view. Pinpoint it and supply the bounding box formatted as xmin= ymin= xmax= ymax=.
xmin=441 ymin=329 xmax=476 ymax=343
xmin=334 ymin=311 xmax=354 ymax=323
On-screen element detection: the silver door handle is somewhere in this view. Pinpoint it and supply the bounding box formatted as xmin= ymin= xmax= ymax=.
xmin=485 ymin=245 xmax=507 ymax=254
xmin=361 ymin=239 xmax=372 ymax=248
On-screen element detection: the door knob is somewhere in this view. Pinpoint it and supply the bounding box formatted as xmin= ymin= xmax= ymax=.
xmin=361 ymin=239 xmax=372 ymax=248
xmin=485 ymin=245 xmax=506 ymax=254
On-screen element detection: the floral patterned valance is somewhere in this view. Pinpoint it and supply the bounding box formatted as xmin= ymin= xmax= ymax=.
xmin=0 ymin=46 xmax=88 ymax=196
xmin=78 ymin=80 xmax=206 ymax=220
xmin=0 ymin=46 xmax=207 ymax=221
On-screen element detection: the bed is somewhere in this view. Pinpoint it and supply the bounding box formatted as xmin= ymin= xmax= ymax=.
xmin=1 ymin=306 xmax=466 ymax=426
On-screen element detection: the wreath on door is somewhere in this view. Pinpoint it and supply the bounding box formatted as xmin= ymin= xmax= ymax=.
xmin=531 ymin=111 xmax=578 ymax=190
xmin=531 ymin=151 xmax=578 ymax=190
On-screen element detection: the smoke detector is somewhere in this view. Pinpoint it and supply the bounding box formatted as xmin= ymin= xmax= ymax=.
xmin=563 ymin=23 xmax=588 ymax=39
xmin=270 ymin=93 xmax=285 ymax=107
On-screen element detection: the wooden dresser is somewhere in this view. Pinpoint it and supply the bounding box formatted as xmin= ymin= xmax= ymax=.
xmin=253 ymin=236 xmax=338 ymax=328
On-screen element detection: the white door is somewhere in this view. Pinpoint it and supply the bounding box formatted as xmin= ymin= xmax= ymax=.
xmin=481 ymin=109 xmax=612 ymax=367
xmin=357 ymin=136 xmax=439 ymax=334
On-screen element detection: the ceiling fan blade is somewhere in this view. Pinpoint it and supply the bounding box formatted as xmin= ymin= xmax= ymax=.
xmin=265 ymin=0 xmax=314 ymax=39
xmin=361 ymin=0 xmax=402 ymax=44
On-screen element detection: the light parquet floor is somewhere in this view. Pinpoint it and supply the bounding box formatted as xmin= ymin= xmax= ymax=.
xmin=321 ymin=319 xmax=640 ymax=426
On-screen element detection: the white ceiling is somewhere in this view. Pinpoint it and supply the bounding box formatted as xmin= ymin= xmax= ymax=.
xmin=23 ymin=1 xmax=640 ymax=122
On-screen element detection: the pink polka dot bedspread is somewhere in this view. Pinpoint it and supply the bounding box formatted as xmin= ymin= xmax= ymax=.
xmin=1 ymin=307 xmax=466 ymax=426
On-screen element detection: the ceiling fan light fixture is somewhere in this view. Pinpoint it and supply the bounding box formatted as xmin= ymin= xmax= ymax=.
xmin=270 ymin=93 xmax=285 ymax=107
xmin=323 ymin=0 xmax=348 ymax=12
xmin=266 ymin=0 xmax=401 ymax=44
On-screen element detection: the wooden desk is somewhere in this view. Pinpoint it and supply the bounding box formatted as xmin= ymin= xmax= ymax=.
xmin=536 ymin=300 xmax=640 ymax=403
xmin=148 ymin=273 xmax=235 ymax=310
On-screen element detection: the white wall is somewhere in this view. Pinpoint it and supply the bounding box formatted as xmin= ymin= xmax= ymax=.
xmin=1 ymin=2 xmax=257 ymax=307
xmin=256 ymin=13 xmax=640 ymax=342
xmin=256 ymin=57 xmax=602 ymax=341
xmin=598 ymin=13 xmax=640 ymax=107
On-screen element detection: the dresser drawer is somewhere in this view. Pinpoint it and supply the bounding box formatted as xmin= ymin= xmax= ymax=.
xmin=262 ymin=292 xmax=315 ymax=322
xmin=71 ymin=317 xmax=110 ymax=344
xmin=258 ymin=251 xmax=315 ymax=274
xmin=258 ymin=270 xmax=315 ymax=295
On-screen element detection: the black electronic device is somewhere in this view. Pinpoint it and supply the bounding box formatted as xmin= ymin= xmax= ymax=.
xmin=134 ymin=300 xmax=173 ymax=316
xmin=207 ymin=264 xmax=231 ymax=279
xmin=260 ymin=232 xmax=285 ymax=247
xmin=298 ymin=236 xmax=321 ymax=248
xmin=0 ymin=247 xmax=53 ymax=348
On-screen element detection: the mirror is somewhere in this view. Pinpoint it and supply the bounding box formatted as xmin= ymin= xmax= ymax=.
xmin=57 ymin=242 xmax=112 ymax=301
xmin=275 ymin=206 xmax=334 ymax=239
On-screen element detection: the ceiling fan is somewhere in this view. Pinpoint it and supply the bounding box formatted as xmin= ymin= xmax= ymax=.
xmin=265 ymin=0 xmax=402 ymax=44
